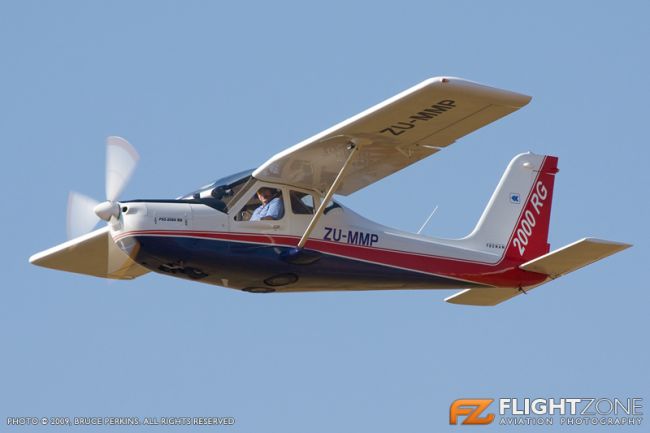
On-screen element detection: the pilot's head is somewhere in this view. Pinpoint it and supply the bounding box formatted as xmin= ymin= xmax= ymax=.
xmin=256 ymin=187 xmax=276 ymax=204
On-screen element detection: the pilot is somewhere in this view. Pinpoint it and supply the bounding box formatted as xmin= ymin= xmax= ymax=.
xmin=250 ymin=187 xmax=284 ymax=221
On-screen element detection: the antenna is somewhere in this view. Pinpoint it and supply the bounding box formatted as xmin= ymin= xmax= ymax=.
xmin=417 ymin=205 xmax=438 ymax=234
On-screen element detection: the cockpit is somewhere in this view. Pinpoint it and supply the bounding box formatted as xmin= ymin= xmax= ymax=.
xmin=179 ymin=169 xmax=343 ymax=217
xmin=179 ymin=169 xmax=255 ymax=212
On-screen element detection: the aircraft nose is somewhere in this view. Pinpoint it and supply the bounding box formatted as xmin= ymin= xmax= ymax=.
xmin=113 ymin=202 xmax=148 ymax=233
xmin=94 ymin=200 xmax=120 ymax=221
xmin=120 ymin=202 xmax=147 ymax=219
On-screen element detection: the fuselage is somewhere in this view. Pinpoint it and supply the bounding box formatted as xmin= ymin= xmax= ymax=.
xmin=109 ymin=175 xmax=547 ymax=293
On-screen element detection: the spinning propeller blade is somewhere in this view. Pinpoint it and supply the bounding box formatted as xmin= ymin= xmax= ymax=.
xmin=106 ymin=136 xmax=139 ymax=203
xmin=67 ymin=192 xmax=100 ymax=240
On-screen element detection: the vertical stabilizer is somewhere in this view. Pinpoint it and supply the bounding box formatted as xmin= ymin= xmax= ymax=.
xmin=466 ymin=153 xmax=559 ymax=262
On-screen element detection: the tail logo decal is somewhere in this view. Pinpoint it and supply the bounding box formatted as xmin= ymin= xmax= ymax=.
xmin=509 ymin=193 xmax=521 ymax=204
xmin=512 ymin=181 xmax=549 ymax=256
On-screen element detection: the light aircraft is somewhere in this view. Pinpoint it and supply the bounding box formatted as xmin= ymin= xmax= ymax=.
xmin=29 ymin=77 xmax=631 ymax=305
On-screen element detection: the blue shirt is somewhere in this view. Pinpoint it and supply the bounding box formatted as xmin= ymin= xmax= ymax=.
xmin=250 ymin=197 xmax=284 ymax=221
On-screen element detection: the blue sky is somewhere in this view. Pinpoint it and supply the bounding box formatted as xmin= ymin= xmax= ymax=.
xmin=1 ymin=1 xmax=648 ymax=432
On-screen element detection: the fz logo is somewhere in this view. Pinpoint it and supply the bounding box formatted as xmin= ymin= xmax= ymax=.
xmin=449 ymin=399 xmax=495 ymax=425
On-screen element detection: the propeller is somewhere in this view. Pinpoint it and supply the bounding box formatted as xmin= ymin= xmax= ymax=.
xmin=105 ymin=136 xmax=139 ymax=203
xmin=66 ymin=192 xmax=100 ymax=240
xmin=66 ymin=136 xmax=140 ymax=278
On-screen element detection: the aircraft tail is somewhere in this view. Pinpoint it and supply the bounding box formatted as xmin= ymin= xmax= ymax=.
xmin=446 ymin=153 xmax=632 ymax=306
xmin=465 ymin=152 xmax=559 ymax=263
xmin=446 ymin=238 xmax=631 ymax=306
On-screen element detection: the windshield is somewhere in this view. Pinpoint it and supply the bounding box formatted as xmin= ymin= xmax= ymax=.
xmin=179 ymin=169 xmax=254 ymax=201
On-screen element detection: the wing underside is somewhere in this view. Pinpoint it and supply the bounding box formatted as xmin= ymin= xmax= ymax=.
xmin=254 ymin=77 xmax=531 ymax=195
xmin=29 ymin=227 xmax=150 ymax=280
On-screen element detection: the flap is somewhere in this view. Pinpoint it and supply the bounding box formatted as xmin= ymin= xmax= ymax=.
xmin=29 ymin=226 xmax=150 ymax=280
xmin=254 ymin=77 xmax=531 ymax=195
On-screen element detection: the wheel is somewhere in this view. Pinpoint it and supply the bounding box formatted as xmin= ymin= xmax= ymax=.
xmin=264 ymin=273 xmax=298 ymax=287
xmin=242 ymin=287 xmax=276 ymax=294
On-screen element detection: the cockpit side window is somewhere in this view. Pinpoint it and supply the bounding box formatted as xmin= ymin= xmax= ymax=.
xmin=235 ymin=187 xmax=285 ymax=221
xmin=221 ymin=176 xmax=253 ymax=209
xmin=290 ymin=190 xmax=315 ymax=215
xmin=226 ymin=176 xmax=256 ymax=210
xmin=324 ymin=199 xmax=342 ymax=214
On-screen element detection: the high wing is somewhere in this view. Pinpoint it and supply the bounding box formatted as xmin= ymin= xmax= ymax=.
xmin=254 ymin=77 xmax=531 ymax=195
xmin=29 ymin=226 xmax=150 ymax=280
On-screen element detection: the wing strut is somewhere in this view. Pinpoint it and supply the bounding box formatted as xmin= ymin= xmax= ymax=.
xmin=297 ymin=142 xmax=359 ymax=249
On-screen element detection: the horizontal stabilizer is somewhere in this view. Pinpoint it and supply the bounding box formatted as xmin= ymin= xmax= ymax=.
xmin=446 ymin=238 xmax=631 ymax=306
xmin=29 ymin=227 xmax=150 ymax=280
xmin=445 ymin=287 xmax=523 ymax=306
xmin=518 ymin=237 xmax=631 ymax=278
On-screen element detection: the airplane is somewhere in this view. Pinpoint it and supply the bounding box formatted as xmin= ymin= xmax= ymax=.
xmin=29 ymin=77 xmax=631 ymax=306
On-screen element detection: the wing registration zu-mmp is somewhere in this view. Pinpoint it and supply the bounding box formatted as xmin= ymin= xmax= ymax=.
xmin=253 ymin=77 xmax=531 ymax=195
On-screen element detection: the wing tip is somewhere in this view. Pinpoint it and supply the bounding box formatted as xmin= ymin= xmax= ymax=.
xmin=29 ymin=249 xmax=51 ymax=266
xmin=423 ymin=76 xmax=532 ymax=108
xmin=581 ymin=237 xmax=633 ymax=249
xmin=28 ymin=253 xmax=40 ymax=265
